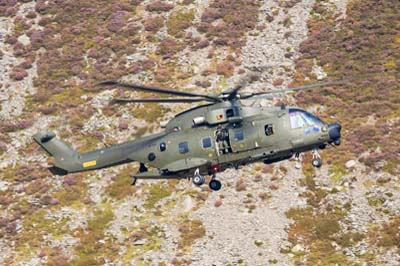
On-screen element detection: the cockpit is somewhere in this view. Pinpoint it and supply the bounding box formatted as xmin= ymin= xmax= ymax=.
xmin=289 ymin=108 xmax=324 ymax=129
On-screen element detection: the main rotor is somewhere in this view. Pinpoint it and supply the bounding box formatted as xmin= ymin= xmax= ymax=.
xmin=98 ymin=79 xmax=350 ymax=105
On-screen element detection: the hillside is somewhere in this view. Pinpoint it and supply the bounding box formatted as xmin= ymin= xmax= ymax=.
xmin=0 ymin=0 xmax=399 ymax=265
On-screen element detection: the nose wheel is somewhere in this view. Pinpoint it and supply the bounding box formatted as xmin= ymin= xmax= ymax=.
xmin=312 ymin=150 xmax=322 ymax=168
xmin=192 ymin=174 xmax=206 ymax=186
xmin=192 ymin=168 xmax=206 ymax=186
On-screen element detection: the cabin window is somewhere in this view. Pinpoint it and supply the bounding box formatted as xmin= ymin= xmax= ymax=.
xmin=265 ymin=124 xmax=274 ymax=136
xmin=226 ymin=108 xmax=234 ymax=118
xmin=202 ymin=137 xmax=212 ymax=148
xmin=233 ymin=130 xmax=244 ymax=141
xmin=179 ymin=142 xmax=189 ymax=154
xmin=159 ymin=142 xmax=166 ymax=152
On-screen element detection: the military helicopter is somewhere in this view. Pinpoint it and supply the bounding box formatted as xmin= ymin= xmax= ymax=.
xmin=33 ymin=78 xmax=342 ymax=191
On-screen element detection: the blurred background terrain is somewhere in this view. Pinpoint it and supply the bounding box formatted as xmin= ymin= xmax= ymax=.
xmin=0 ymin=0 xmax=399 ymax=265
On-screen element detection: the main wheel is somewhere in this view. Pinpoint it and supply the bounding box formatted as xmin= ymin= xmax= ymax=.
xmin=312 ymin=158 xmax=322 ymax=168
xmin=192 ymin=174 xmax=205 ymax=186
xmin=209 ymin=179 xmax=222 ymax=191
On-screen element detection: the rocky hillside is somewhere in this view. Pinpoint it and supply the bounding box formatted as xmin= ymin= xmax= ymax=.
xmin=0 ymin=0 xmax=399 ymax=265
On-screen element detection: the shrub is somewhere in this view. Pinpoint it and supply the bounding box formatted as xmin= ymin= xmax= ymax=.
xmin=192 ymin=38 xmax=209 ymax=50
xmin=156 ymin=38 xmax=183 ymax=56
xmin=146 ymin=1 xmax=174 ymax=12
xmin=216 ymin=61 xmax=235 ymax=77
xmin=177 ymin=218 xmax=205 ymax=250
xmin=235 ymin=179 xmax=247 ymax=191
xmin=167 ymin=9 xmax=195 ymax=38
xmin=30 ymin=30 xmax=45 ymax=48
xmin=143 ymin=16 xmax=164 ymax=32
xmin=197 ymin=0 xmax=260 ymax=49
xmin=9 ymin=67 xmax=28 ymax=81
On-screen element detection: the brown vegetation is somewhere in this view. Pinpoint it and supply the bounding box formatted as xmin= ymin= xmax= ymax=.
xmin=197 ymin=0 xmax=260 ymax=49
xmin=294 ymin=0 xmax=400 ymax=174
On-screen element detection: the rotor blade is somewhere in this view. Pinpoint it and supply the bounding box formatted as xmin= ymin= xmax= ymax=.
xmin=240 ymin=79 xmax=350 ymax=99
xmin=98 ymin=80 xmax=220 ymax=102
xmin=111 ymin=97 xmax=207 ymax=104
xmin=225 ymin=85 xmax=244 ymax=101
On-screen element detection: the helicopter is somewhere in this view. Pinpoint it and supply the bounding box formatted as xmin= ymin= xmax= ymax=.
xmin=33 ymin=79 xmax=342 ymax=191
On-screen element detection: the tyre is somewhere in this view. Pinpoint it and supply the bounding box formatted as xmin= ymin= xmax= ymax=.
xmin=209 ymin=180 xmax=222 ymax=191
xmin=312 ymin=158 xmax=322 ymax=168
xmin=192 ymin=174 xmax=205 ymax=186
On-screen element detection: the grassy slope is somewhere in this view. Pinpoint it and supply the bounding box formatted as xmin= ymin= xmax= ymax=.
xmin=286 ymin=1 xmax=400 ymax=265
xmin=0 ymin=1 xmax=260 ymax=265
xmin=295 ymin=0 xmax=400 ymax=174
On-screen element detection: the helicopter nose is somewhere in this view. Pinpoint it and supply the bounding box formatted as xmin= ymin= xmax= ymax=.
xmin=328 ymin=123 xmax=341 ymax=142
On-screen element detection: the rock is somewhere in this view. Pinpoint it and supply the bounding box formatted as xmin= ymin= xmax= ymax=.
xmin=0 ymin=180 xmax=10 ymax=192
xmin=38 ymin=250 xmax=46 ymax=258
xmin=182 ymin=196 xmax=194 ymax=212
xmin=214 ymin=199 xmax=223 ymax=207
xmin=291 ymin=244 xmax=304 ymax=253
xmin=334 ymin=185 xmax=343 ymax=192
xmin=17 ymin=34 xmax=30 ymax=46
xmin=345 ymin=160 xmax=357 ymax=169
xmin=134 ymin=239 xmax=146 ymax=246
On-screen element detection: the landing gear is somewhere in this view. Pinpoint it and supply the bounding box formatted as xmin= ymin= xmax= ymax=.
xmin=209 ymin=179 xmax=222 ymax=191
xmin=208 ymin=174 xmax=222 ymax=191
xmin=192 ymin=169 xmax=222 ymax=190
xmin=139 ymin=163 xmax=148 ymax=173
xmin=312 ymin=158 xmax=322 ymax=168
xmin=192 ymin=174 xmax=205 ymax=186
xmin=312 ymin=150 xmax=322 ymax=168
xmin=192 ymin=168 xmax=205 ymax=186
xmin=130 ymin=175 xmax=137 ymax=186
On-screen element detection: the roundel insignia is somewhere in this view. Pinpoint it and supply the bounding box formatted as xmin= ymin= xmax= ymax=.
xmin=313 ymin=125 xmax=320 ymax=132
xmin=304 ymin=128 xmax=311 ymax=135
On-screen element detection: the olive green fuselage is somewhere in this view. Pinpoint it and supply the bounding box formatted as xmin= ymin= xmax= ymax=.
xmin=33 ymin=101 xmax=336 ymax=179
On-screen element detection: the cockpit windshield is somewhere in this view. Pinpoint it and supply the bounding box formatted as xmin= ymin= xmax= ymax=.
xmin=289 ymin=108 xmax=324 ymax=129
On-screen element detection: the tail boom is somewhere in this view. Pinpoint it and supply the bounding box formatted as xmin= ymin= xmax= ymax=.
xmin=33 ymin=131 xmax=134 ymax=175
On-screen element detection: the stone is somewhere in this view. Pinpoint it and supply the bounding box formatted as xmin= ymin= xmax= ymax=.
xmin=182 ymin=195 xmax=194 ymax=212
xmin=17 ymin=34 xmax=30 ymax=46
xmin=291 ymin=244 xmax=304 ymax=253
xmin=345 ymin=160 xmax=357 ymax=169
xmin=133 ymin=239 xmax=146 ymax=246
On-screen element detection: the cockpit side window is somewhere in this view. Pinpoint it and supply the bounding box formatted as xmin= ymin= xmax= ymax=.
xmin=289 ymin=108 xmax=323 ymax=129
xmin=303 ymin=112 xmax=324 ymax=125
xmin=290 ymin=112 xmax=306 ymax=129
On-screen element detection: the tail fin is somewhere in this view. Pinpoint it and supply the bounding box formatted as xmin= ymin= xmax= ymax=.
xmin=33 ymin=131 xmax=80 ymax=175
